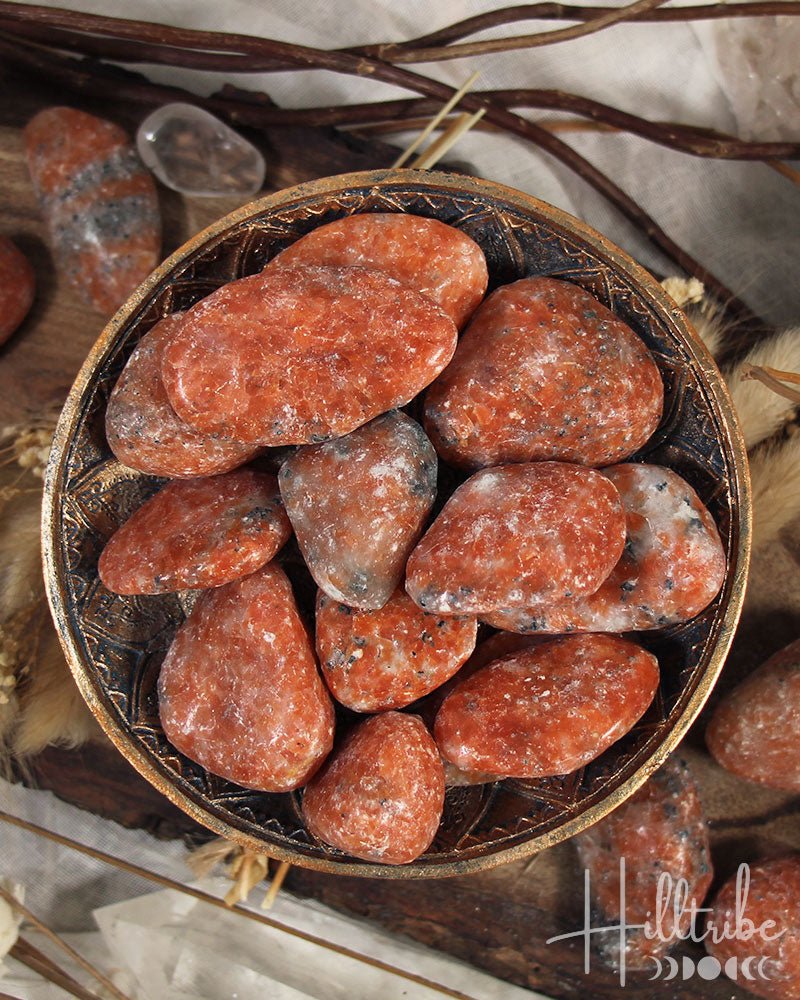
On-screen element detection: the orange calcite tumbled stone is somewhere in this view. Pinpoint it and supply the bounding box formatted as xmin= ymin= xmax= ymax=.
xmin=405 ymin=462 xmax=626 ymax=616
xmin=486 ymin=463 xmax=726 ymax=634
xmin=279 ymin=411 xmax=438 ymax=609
xmin=105 ymin=313 xmax=257 ymax=478
xmin=25 ymin=106 xmax=160 ymax=315
xmin=0 ymin=236 xmax=35 ymax=344
xmin=575 ymin=758 xmax=713 ymax=970
xmin=158 ymin=563 xmax=334 ymax=792
xmin=99 ymin=469 xmax=291 ymax=595
xmin=161 ymin=264 xmax=457 ymax=446
xmin=424 ymin=276 xmax=663 ymax=469
xmin=303 ymin=712 xmax=444 ymax=865
xmin=272 ymin=212 xmax=488 ymax=328
xmin=315 ymin=588 xmax=476 ymax=712
xmin=705 ymin=856 xmax=800 ymax=1000
xmin=706 ymin=639 xmax=800 ymax=792
xmin=434 ymin=633 xmax=659 ymax=778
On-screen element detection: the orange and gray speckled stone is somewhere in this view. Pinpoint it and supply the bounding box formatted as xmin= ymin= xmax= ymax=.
xmin=302 ymin=712 xmax=445 ymax=865
xmin=411 ymin=630 xmax=544 ymax=786
xmin=424 ymin=276 xmax=663 ymax=469
xmin=24 ymin=107 xmax=160 ymax=316
xmin=279 ymin=411 xmax=438 ymax=609
xmin=434 ymin=633 xmax=659 ymax=778
xmin=99 ymin=469 xmax=291 ymax=595
xmin=271 ymin=212 xmax=488 ymax=328
xmin=161 ymin=264 xmax=458 ymax=446
xmin=575 ymin=757 xmax=714 ymax=971
xmin=315 ymin=588 xmax=476 ymax=712
xmin=0 ymin=236 xmax=35 ymax=344
xmin=405 ymin=462 xmax=626 ymax=616
xmin=158 ymin=563 xmax=334 ymax=792
xmin=706 ymin=856 xmax=800 ymax=999
xmin=485 ymin=463 xmax=726 ymax=635
xmin=105 ymin=313 xmax=258 ymax=478
xmin=706 ymin=639 xmax=800 ymax=793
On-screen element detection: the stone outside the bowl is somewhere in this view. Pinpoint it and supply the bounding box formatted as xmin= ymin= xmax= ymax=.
xmin=41 ymin=170 xmax=750 ymax=879
xmin=136 ymin=102 xmax=266 ymax=197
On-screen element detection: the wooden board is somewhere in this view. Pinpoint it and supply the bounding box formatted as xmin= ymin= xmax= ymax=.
xmin=5 ymin=62 xmax=800 ymax=1000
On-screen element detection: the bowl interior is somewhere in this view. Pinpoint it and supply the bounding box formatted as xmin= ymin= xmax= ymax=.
xmin=43 ymin=169 xmax=749 ymax=878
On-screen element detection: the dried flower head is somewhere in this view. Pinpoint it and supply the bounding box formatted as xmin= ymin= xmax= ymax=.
xmin=749 ymin=434 xmax=800 ymax=549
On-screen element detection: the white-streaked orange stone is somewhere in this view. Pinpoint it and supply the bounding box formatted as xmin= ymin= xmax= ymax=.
xmin=315 ymin=588 xmax=476 ymax=712
xmin=575 ymin=758 xmax=713 ymax=970
xmin=158 ymin=563 xmax=334 ymax=792
xmin=99 ymin=469 xmax=291 ymax=595
xmin=161 ymin=264 xmax=457 ymax=446
xmin=302 ymin=712 xmax=444 ymax=865
xmin=271 ymin=213 xmax=487 ymax=328
xmin=25 ymin=106 xmax=160 ymax=315
xmin=105 ymin=313 xmax=258 ymax=478
xmin=405 ymin=462 xmax=626 ymax=616
xmin=434 ymin=634 xmax=659 ymax=778
xmin=706 ymin=639 xmax=800 ymax=792
xmin=424 ymin=275 xmax=663 ymax=469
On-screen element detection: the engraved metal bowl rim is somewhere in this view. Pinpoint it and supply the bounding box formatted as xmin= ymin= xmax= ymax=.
xmin=41 ymin=168 xmax=751 ymax=879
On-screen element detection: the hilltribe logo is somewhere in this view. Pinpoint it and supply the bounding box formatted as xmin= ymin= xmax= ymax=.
xmin=545 ymin=861 xmax=783 ymax=985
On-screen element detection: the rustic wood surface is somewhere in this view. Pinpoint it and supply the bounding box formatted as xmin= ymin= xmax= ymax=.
xmin=4 ymin=64 xmax=800 ymax=1000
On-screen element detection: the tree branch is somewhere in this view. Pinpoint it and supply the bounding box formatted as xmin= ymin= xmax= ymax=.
xmin=0 ymin=2 xmax=770 ymax=325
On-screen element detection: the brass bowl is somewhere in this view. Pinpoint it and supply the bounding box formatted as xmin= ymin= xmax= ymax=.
xmin=42 ymin=169 xmax=750 ymax=878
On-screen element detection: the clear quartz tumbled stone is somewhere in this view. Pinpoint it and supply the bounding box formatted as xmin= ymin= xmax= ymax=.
xmin=136 ymin=102 xmax=266 ymax=197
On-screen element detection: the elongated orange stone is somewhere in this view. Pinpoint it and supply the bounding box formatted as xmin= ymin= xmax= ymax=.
xmin=0 ymin=237 xmax=35 ymax=344
xmin=158 ymin=563 xmax=335 ymax=792
xmin=434 ymin=633 xmax=659 ymax=778
xmin=161 ymin=265 xmax=457 ymax=446
xmin=25 ymin=107 xmax=160 ymax=315
xmin=99 ymin=470 xmax=291 ymax=595
xmin=271 ymin=213 xmax=488 ymax=328
xmin=106 ymin=313 xmax=258 ymax=478
xmin=405 ymin=462 xmax=626 ymax=615
xmin=575 ymin=758 xmax=713 ymax=971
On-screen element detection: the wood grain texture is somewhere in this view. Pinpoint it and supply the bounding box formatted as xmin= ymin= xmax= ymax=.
xmin=5 ymin=62 xmax=800 ymax=1000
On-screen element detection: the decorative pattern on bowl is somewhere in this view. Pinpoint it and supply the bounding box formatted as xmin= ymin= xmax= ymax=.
xmin=42 ymin=169 xmax=750 ymax=878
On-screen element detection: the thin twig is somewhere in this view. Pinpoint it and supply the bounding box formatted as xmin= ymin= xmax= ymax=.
xmin=755 ymin=365 xmax=800 ymax=387
xmin=0 ymin=810 xmax=475 ymax=1000
xmin=410 ymin=108 xmax=487 ymax=168
xmin=742 ymin=365 xmax=800 ymax=404
xmin=10 ymin=937 xmax=106 ymax=1000
xmin=369 ymin=1 xmax=800 ymax=54
xmin=0 ymin=887 xmax=133 ymax=1000
xmin=288 ymin=90 xmax=800 ymax=160
xmin=262 ymin=860 xmax=291 ymax=911
xmin=392 ymin=70 xmax=480 ymax=167
xmin=769 ymin=161 xmax=800 ymax=188
xmin=370 ymin=0 xmax=672 ymax=63
xmin=349 ymin=115 xmax=612 ymax=135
